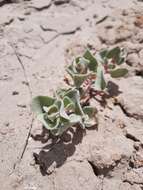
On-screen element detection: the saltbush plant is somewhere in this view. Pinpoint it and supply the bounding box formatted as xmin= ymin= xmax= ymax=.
xmin=32 ymin=47 xmax=128 ymax=136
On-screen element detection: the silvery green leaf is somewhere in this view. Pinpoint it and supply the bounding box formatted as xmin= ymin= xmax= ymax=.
xmin=56 ymin=88 xmax=70 ymax=99
xmin=64 ymin=89 xmax=80 ymax=102
xmin=73 ymin=73 xmax=89 ymax=88
xmin=66 ymin=103 xmax=75 ymax=111
xmin=43 ymin=105 xmax=58 ymax=114
xmin=107 ymin=47 xmax=125 ymax=65
xmin=43 ymin=104 xmax=59 ymax=122
xmin=83 ymin=106 xmax=97 ymax=118
xmin=43 ymin=106 xmax=49 ymax=112
xmin=69 ymin=114 xmax=82 ymax=124
xmin=108 ymin=64 xmax=116 ymax=70
xmin=51 ymin=124 xmax=70 ymax=136
xmin=99 ymin=49 xmax=108 ymax=59
xmin=31 ymin=96 xmax=55 ymax=115
xmin=78 ymin=57 xmax=89 ymax=66
xmin=75 ymin=57 xmax=89 ymax=74
xmin=107 ymin=47 xmax=120 ymax=59
xmin=55 ymin=100 xmax=69 ymax=121
xmin=63 ymin=96 xmax=75 ymax=111
xmin=50 ymin=129 xmax=59 ymax=136
xmin=65 ymin=89 xmax=84 ymax=115
xmin=63 ymin=96 xmax=73 ymax=106
xmin=117 ymin=55 xmax=125 ymax=65
xmin=47 ymin=112 xmax=59 ymax=122
xmin=109 ymin=68 xmax=128 ymax=78
xmin=82 ymin=114 xmax=96 ymax=128
xmin=75 ymin=56 xmax=80 ymax=63
xmin=37 ymin=114 xmax=60 ymax=130
xmin=60 ymin=100 xmax=70 ymax=121
xmin=66 ymin=65 xmax=75 ymax=78
xmin=83 ymin=50 xmax=98 ymax=71
xmin=79 ymin=121 xmax=86 ymax=129
xmin=84 ymin=118 xmax=96 ymax=128
xmin=92 ymin=65 xmax=106 ymax=91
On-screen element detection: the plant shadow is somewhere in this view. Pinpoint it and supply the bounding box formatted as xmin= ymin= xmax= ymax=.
xmin=31 ymin=81 xmax=119 ymax=175
xmin=93 ymin=81 xmax=122 ymax=108
xmin=107 ymin=81 xmax=122 ymax=97
xmin=32 ymin=126 xmax=86 ymax=176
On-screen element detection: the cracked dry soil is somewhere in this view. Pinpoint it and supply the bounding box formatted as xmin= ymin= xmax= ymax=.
xmin=0 ymin=0 xmax=143 ymax=189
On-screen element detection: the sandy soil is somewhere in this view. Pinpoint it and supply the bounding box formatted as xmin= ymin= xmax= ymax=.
xmin=0 ymin=0 xmax=143 ymax=189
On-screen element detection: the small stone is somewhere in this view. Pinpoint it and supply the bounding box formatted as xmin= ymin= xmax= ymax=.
xmin=12 ymin=91 xmax=19 ymax=95
xmin=53 ymin=0 xmax=70 ymax=5
xmin=134 ymin=142 xmax=140 ymax=150
xmin=93 ymin=14 xmax=98 ymax=19
xmin=22 ymin=81 xmax=29 ymax=86
xmin=18 ymin=15 xmax=25 ymax=21
xmin=0 ymin=129 xmax=8 ymax=135
xmin=122 ymin=10 xmax=128 ymax=16
xmin=30 ymin=158 xmax=36 ymax=166
xmin=30 ymin=0 xmax=52 ymax=10
xmin=24 ymin=9 xmax=31 ymax=16
xmin=126 ymin=53 xmax=139 ymax=67
xmin=135 ymin=31 xmax=143 ymax=43
xmin=0 ymin=15 xmax=14 ymax=26
xmin=134 ymin=15 xmax=143 ymax=28
xmin=4 ymin=122 xmax=9 ymax=127
xmin=17 ymin=104 xmax=27 ymax=108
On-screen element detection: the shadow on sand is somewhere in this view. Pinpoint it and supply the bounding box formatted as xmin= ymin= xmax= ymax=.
xmin=31 ymin=81 xmax=121 ymax=175
xmin=31 ymin=126 xmax=86 ymax=175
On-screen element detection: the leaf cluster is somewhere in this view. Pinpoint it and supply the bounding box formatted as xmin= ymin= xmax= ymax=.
xmin=32 ymin=47 xmax=128 ymax=136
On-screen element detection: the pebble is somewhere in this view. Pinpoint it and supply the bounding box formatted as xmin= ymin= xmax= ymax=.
xmin=30 ymin=0 xmax=52 ymax=10
xmin=53 ymin=0 xmax=70 ymax=5
xmin=12 ymin=91 xmax=19 ymax=95
xmin=4 ymin=122 xmax=9 ymax=127
xmin=126 ymin=53 xmax=139 ymax=66
xmin=17 ymin=104 xmax=27 ymax=108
